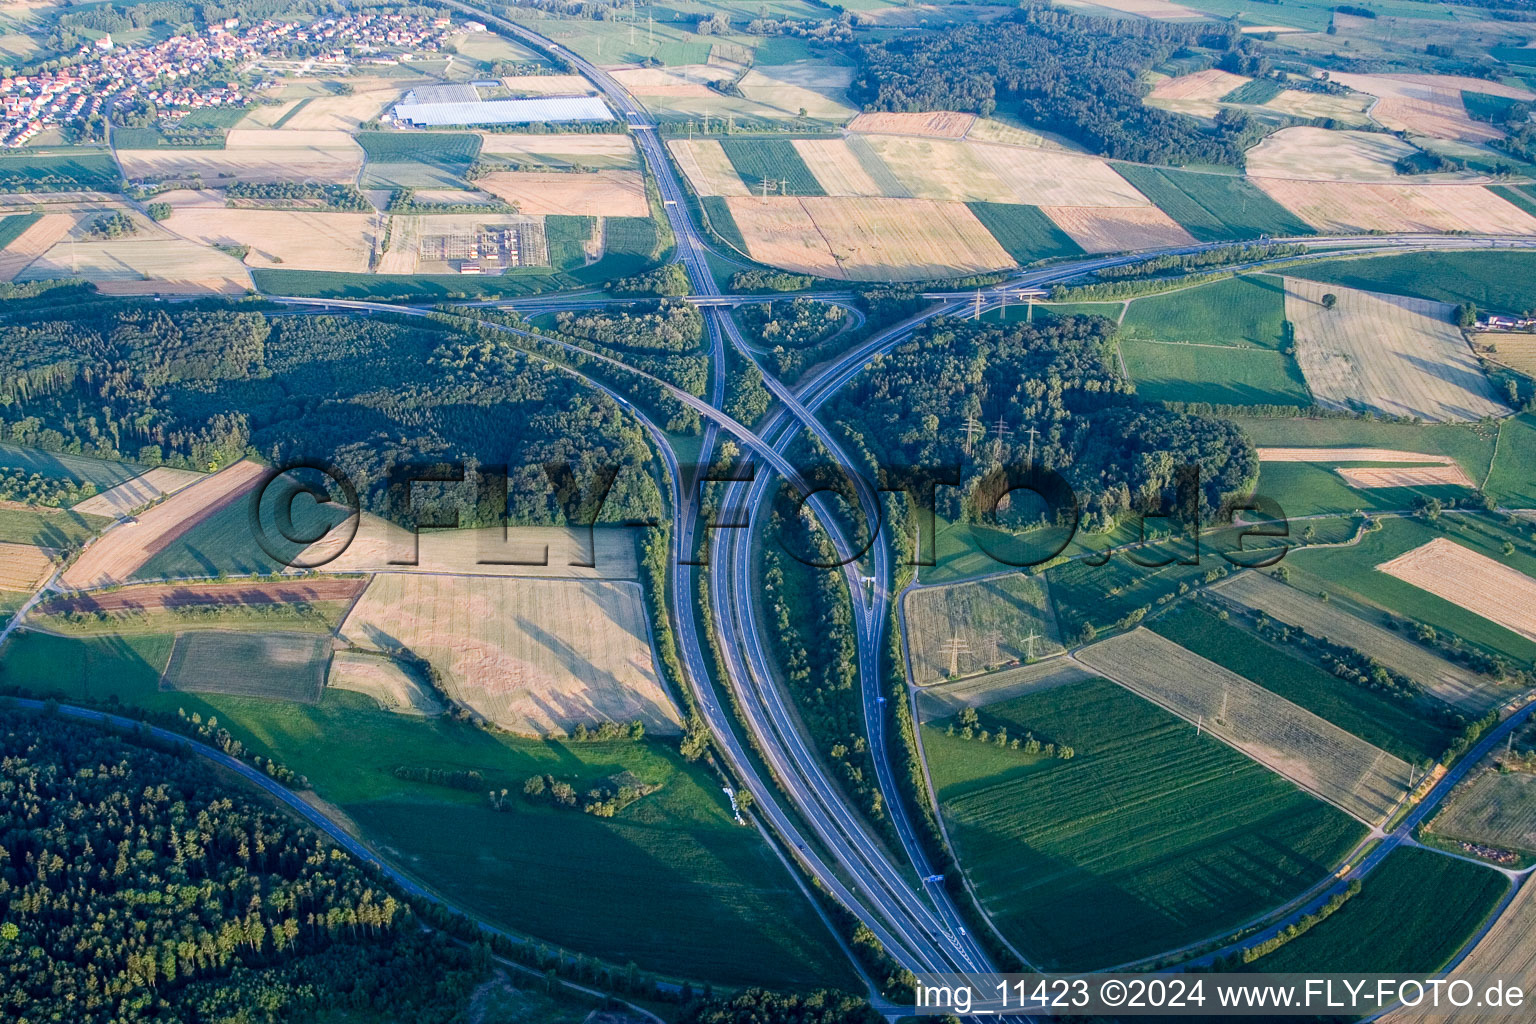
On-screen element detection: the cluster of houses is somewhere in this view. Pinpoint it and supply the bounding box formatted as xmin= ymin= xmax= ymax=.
xmin=1476 ymin=314 xmax=1536 ymax=332
xmin=0 ymin=13 xmax=475 ymax=147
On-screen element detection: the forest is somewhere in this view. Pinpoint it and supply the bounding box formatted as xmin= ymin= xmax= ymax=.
xmin=850 ymin=9 xmax=1266 ymax=165
xmin=0 ymin=297 xmax=662 ymax=527
xmin=0 ymin=707 xmax=488 ymax=1023
xmin=826 ymin=313 xmax=1258 ymax=533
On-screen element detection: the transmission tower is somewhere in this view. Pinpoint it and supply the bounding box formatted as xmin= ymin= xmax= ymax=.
xmin=1020 ymin=630 xmax=1041 ymax=661
xmin=941 ymin=633 xmax=971 ymax=678
xmin=959 ymin=413 xmax=982 ymax=457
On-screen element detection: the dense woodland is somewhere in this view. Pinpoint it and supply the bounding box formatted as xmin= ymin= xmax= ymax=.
xmin=0 ymin=709 xmax=488 ymax=1023
xmin=0 ymin=296 xmax=662 ymax=527
xmin=828 ymin=314 xmax=1258 ymax=532
xmin=851 ymin=9 xmax=1268 ymax=165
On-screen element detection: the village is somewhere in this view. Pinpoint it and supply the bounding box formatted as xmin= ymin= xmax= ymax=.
xmin=0 ymin=12 xmax=470 ymax=147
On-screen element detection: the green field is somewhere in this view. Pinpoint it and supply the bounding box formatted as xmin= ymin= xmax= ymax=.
xmin=926 ymin=677 xmax=1365 ymax=969
xmin=1492 ymin=184 xmax=1536 ymax=220
xmin=0 ymin=443 xmax=144 ymax=490
xmin=719 ymin=139 xmax=824 ymax=197
xmin=1233 ymin=416 xmax=1498 ymax=484
xmin=701 ymin=195 xmax=747 ymax=252
xmin=1287 ymin=252 xmax=1536 ymax=316
xmin=1222 ymin=78 xmax=1285 ymax=105
xmin=1243 ymin=847 xmax=1505 ymax=972
xmin=1120 ymin=340 xmax=1310 ymax=406
xmin=1252 ymin=461 xmax=1478 ymax=519
xmin=358 ymin=130 xmax=482 ymax=188
xmin=0 ymin=151 xmax=120 ymax=192
xmin=0 ymin=505 xmax=107 ymax=548
xmin=0 ymin=212 xmax=39 ymax=249
xmin=161 ymin=630 xmax=331 ymax=702
xmin=1112 ymin=165 xmax=1313 ymax=241
xmin=966 ymin=202 xmax=1084 ymax=265
xmin=130 ymin=498 xmax=349 ymax=582
xmin=1120 ymin=274 xmax=1288 ymax=348
xmin=1282 ymin=515 xmax=1536 ymax=666
xmin=1151 ymin=604 xmax=1458 ymax=763
xmin=0 ymin=628 xmax=860 ymax=989
xmin=1486 ymin=413 xmax=1536 ymax=510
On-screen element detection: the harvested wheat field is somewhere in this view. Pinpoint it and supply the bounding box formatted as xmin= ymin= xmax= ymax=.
xmin=724 ymin=196 xmax=1014 ymax=281
xmin=1255 ymin=179 xmax=1536 ymax=235
xmin=1330 ymin=72 xmax=1536 ymax=144
xmin=737 ymin=64 xmax=856 ymax=120
xmin=1384 ymin=867 xmax=1536 ymax=1024
xmin=117 ymin=130 xmax=364 ymax=184
xmin=863 ymin=136 xmax=1149 ymax=206
xmin=1430 ymin=769 xmax=1536 ymax=856
xmin=667 ymin=140 xmax=750 ymax=197
xmin=1041 ymin=205 xmax=1195 ymax=252
xmin=965 ymin=119 xmax=1062 ymax=149
xmin=612 ymin=64 xmax=734 ymax=97
xmin=1145 ymin=69 xmax=1250 ymax=118
xmin=338 ymin=573 xmax=680 ymax=736
xmin=479 ymin=133 xmax=637 ymax=169
xmin=1078 ymin=628 xmax=1413 ymax=824
xmin=18 ymin=239 xmax=250 ymax=294
xmin=280 ymin=87 xmax=405 ymax=131
xmin=1262 ymin=89 xmax=1374 ymax=125
xmin=476 ymin=170 xmax=647 ymax=217
xmin=0 ymin=541 xmax=52 ymax=590
xmin=0 ymin=213 xmax=74 ymax=281
xmin=1257 ymin=447 xmax=1463 ymax=464
xmin=500 ymin=73 xmax=597 ymax=96
xmin=1379 ymin=537 xmax=1536 ymax=644
xmin=915 ymin=658 xmax=1095 ymax=722
xmin=904 ymin=574 xmax=1063 ymax=685
xmin=162 ymin=208 xmax=378 ymax=272
xmin=792 ymin=139 xmax=886 ymax=197
xmin=1246 ymin=127 xmax=1430 ymax=182
xmin=1482 ymin=333 xmax=1536 ymax=378
xmin=328 ymin=650 xmax=444 ymax=715
xmin=1336 ymin=464 xmax=1476 ymax=489
xmin=60 ymin=460 xmax=266 ymax=591
xmin=1285 ymin=278 xmax=1510 ymax=422
xmin=847 ymin=111 xmax=976 ymax=138
xmin=299 ymin=511 xmax=639 ymax=579
xmin=374 ymin=215 xmax=420 ymax=274
xmin=72 ymin=466 xmax=205 ymax=518
xmin=1211 ymin=570 xmax=1503 ymax=712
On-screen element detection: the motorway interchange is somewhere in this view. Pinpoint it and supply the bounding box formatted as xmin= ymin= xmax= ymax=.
xmin=271 ymin=6 xmax=1536 ymax=1009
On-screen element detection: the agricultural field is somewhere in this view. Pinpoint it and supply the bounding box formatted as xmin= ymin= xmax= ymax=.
xmin=1481 ymin=333 xmax=1536 ymax=379
xmin=0 ymin=540 xmax=52 ymax=591
xmin=478 ymin=133 xmax=638 ymax=171
xmin=272 ymin=83 xmax=405 ymax=131
xmin=1111 ymin=165 xmax=1313 ymax=241
xmin=924 ymin=677 xmax=1365 ymax=969
xmin=0 ymin=213 xmax=75 ymax=280
xmin=736 ymin=64 xmax=857 ymax=120
xmin=1284 ymin=278 xmax=1510 ymax=423
xmin=59 ymin=460 xmax=267 ymax=590
xmin=161 ymin=208 xmax=379 ymax=273
xmin=965 ymin=202 xmax=1084 ymax=264
xmin=1281 ymin=516 xmax=1536 ymax=667
xmin=1379 ymin=537 xmax=1536 ymax=645
xmin=1245 ymin=127 xmax=1434 ymax=182
xmin=1487 ymin=415 xmax=1536 ymax=510
xmin=301 ymin=513 xmax=639 ymax=579
xmin=792 ymin=139 xmax=888 ymax=198
xmin=19 ymin=237 xmax=252 ymax=295
xmin=327 ymin=650 xmax=444 ymax=716
xmin=1243 ymin=847 xmax=1506 ymax=973
xmin=1038 ymin=205 xmax=1194 ymax=253
xmin=845 ymin=111 xmax=975 ymax=138
xmin=0 ymin=151 xmax=120 ymax=191
xmin=915 ymin=659 xmax=1096 ymax=722
xmin=719 ymin=139 xmax=825 ymax=197
xmin=1077 ymin=629 xmax=1414 ymax=823
xmin=1250 ymin=461 xmax=1474 ymax=519
xmin=721 ymin=196 xmax=1013 ymax=281
xmin=903 ymin=574 xmax=1063 ymax=685
xmin=337 ymin=573 xmax=678 ymax=736
xmin=117 ymin=130 xmax=364 ymax=184
xmin=160 ymin=630 xmax=332 ymax=703
xmin=1285 ymin=251 xmax=1536 ymax=316
xmin=1261 ymin=87 xmax=1375 ymax=125
xmin=1431 ymin=769 xmax=1536 ymax=856
xmin=476 ymin=170 xmax=649 ymax=217
xmin=1212 ymin=570 xmax=1505 ymax=711
xmin=1143 ymin=68 xmax=1251 ymax=119
xmin=32 ymin=577 xmax=361 ymax=633
xmin=0 ymin=444 xmax=143 ymax=491
xmin=1236 ymin=418 xmax=1499 ymax=486
xmin=1252 ymin=180 xmax=1536 ymax=235
xmin=1120 ymin=274 xmax=1287 ymax=346
xmin=667 ymin=140 xmax=750 ymax=197
xmin=1151 ymin=603 xmax=1461 ymax=764
xmin=1394 ymin=874 xmax=1536 ymax=1024
xmin=1119 ymin=339 xmax=1311 ymax=406
xmin=0 ymin=630 xmax=854 ymax=988
xmin=0 ymin=505 xmax=106 ymax=550
xmin=1328 ymin=71 xmax=1535 ymax=143
xmin=861 ymin=136 xmax=1151 ymax=207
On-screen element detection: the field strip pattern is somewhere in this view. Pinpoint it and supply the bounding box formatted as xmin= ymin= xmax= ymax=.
xmin=1336 ymin=464 xmax=1475 ymax=489
xmin=1257 ymin=447 xmax=1459 ymax=464
xmin=1378 ymin=537 xmax=1536 ymax=644
xmin=71 ymin=466 xmax=205 ymax=518
xmin=1210 ymin=571 xmax=1504 ymax=712
xmin=59 ymin=460 xmax=267 ymax=590
xmin=0 ymin=541 xmax=53 ymax=591
xmin=1285 ymin=278 xmax=1511 ymax=423
xmin=1077 ymin=628 xmax=1412 ymax=824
